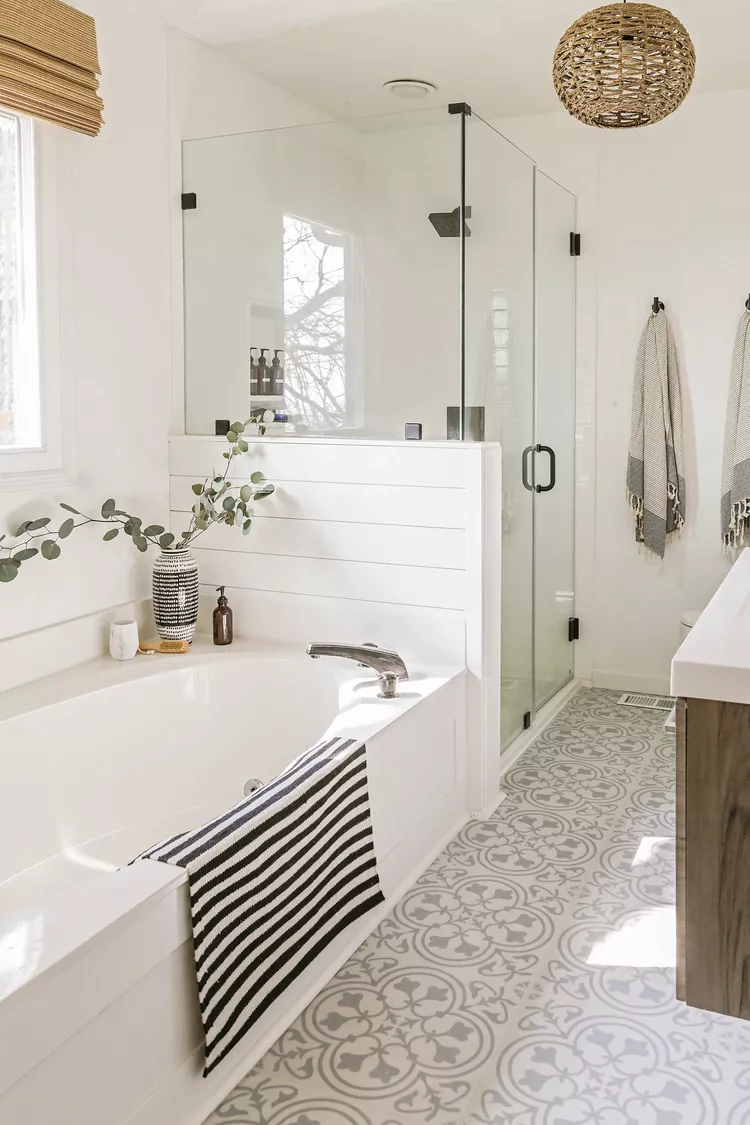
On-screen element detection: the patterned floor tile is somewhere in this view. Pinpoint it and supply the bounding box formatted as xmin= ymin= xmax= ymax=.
xmin=204 ymin=690 xmax=750 ymax=1125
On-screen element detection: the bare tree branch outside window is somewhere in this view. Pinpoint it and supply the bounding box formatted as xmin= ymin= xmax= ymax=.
xmin=283 ymin=215 xmax=348 ymax=431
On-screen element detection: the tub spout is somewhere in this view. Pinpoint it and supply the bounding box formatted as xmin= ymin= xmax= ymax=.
xmin=306 ymin=642 xmax=409 ymax=694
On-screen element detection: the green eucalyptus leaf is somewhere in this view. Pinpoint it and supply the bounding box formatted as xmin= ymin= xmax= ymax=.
xmin=159 ymin=532 xmax=175 ymax=549
xmin=27 ymin=518 xmax=50 ymax=532
xmin=231 ymin=422 xmax=245 ymax=435
xmin=41 ymin=540 xmax=61 ymax=560
xmin=58 ymin=518 xmax=75 ymax=539
xmin=0 ymin=558 xmax=20 ymax=581
xmin=60 ymin=503 xmax=80 ymax=514
xmin=123 ymin=520 xmax=134 ymax=535
xmin=135 ymin=535 xmax=148 ymax=553
xmin=226 ymin=430 xmax=237 ymax=443
xmin=143 ymin=525 xmax=165 ymax=537
xmin=243 ymin=519 xmax=252 ymax=535
xmin=250 ymin=471 xmax=264 ymax=484
xmin=222 ymin=496 xmax=235 ymax=512
xmin=240 ymin=484 xmax=252 ymax=502
xmin=103 ymin=528 xmax=120 ymax=541
xmin=238 ymin=439 xmax=248 ymax=453
xmin=222 ymin=451 xmax=230 ymax=460
xmin=13 ymin=548 xmax=38 ymax=562
xmin=254 ymin=484 xmax=275 ymax=499
xmin=15 ymin=520 xmax=31 ymax=536
xmin=191 ymin=483 xmax=203 ymax=496
xmin=101 ymin=499 xmax=116 ymax=517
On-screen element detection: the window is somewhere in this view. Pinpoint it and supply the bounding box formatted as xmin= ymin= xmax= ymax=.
xmin=282 ymin=214 xmax=360 ymax=432
xmin=0 ymin=111 xmax=41 ymax=459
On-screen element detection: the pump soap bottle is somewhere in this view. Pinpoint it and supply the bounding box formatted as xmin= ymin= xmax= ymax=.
xmin=213 ymin=586 xmax=234 ymax=646
xmin=270 ymin=349 xmax=285 ymax=396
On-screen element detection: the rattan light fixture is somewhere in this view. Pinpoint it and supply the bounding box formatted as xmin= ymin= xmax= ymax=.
xmin=553 ymin=1 xmax=696 ymax=129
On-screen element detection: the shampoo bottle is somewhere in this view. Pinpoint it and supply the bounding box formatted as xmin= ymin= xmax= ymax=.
xmin=249 ymin=347 xmax=259 ymax=396
xmin=213 ymin=586 xmax=233 ymax=646
xmin=258 ymin=349 xmax=271 ymax=394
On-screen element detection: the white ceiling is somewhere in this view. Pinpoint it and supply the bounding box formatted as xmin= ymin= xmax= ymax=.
xmin=150 ymin=0 xmax=750 ymax=120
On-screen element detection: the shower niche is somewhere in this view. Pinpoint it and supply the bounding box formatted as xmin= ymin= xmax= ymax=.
xmin=181 ymin=105 xmax=577 ymax=750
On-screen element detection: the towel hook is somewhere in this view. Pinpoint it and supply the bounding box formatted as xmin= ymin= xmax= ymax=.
xmin=652 ymin=296 xmax=664 ymax=314
xmin=745 ymin=293 xmax=750 ymax=311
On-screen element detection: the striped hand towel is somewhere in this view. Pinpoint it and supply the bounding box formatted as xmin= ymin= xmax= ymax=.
xmin=137 ymin=735 xmax=384 ymax=1075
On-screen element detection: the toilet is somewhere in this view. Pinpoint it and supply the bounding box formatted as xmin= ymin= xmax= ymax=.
xmin=681 ymin=609 xmax=701 ymax=642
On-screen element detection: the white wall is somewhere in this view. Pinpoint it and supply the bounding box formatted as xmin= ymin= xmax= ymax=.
xmin=494 ymin=91 xmax=746 ymax=693
xmin=0 ymin=4 xmax=334 ymax=683
xmin=0 ymin=0 xmax=172 ymax=651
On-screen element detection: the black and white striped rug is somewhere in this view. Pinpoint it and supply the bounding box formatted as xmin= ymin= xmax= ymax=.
xmin=137 ymin=735 xmax=384 ymax=1075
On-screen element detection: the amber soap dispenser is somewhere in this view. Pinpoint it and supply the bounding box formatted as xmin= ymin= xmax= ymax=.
xmin=213 ymin=586 xmax=233 ymax=646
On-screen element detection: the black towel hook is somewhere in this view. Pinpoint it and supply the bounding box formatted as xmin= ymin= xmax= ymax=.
xmin=652 ymin=296 xmax=664 ymax=314
xmin=745 ymin=293 xmax=750 ymax=311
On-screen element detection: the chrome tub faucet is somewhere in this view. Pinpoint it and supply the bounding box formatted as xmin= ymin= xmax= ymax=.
xmin=306 ymin=642 xmax=409 ymax=699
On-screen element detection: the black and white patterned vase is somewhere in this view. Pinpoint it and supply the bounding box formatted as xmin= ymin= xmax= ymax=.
xmin=152 ymin=549 xmax=200 ymax=644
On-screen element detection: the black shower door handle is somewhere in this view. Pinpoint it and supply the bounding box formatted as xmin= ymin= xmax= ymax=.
xmin=522 ymin=445 xmax=534 ymax=492
xmin=535 ymin=444 xmax=556 ymax=493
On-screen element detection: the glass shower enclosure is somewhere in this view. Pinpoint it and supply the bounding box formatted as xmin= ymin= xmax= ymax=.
xmin=181 ymin=105 xmax=576 ymax=753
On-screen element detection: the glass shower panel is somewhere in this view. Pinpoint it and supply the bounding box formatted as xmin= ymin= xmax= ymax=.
xmin=463 ymin=115 xmax=536 ymax=751
xmin=534 ymin=170 xmax=576 ymax=708
xmin=182 ymin=110 xmax=461 ymax=439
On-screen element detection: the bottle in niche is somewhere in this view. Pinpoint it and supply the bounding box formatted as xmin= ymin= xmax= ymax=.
xmin=213 ymin=586 xmax=233 ymax=646
xmin=258 ymin=349 xmax=271 ymax=394
xmin=249 ymin=348 xmax=259 ymax=396
xmin=270 ymin=349 xmax=285 ymax=396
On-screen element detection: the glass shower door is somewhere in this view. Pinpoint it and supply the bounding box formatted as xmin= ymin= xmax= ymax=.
xmin=462 ymin=114 xmax=536 ymax=750
xmin=533 ymin=170 xmax=576 ymax=707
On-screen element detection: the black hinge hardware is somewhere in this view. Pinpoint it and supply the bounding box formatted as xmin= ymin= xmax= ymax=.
xmin=181 ymin=192 xmax=197 ymax=211
xmin=523 ymin=711 xmax=532 ymax=730
xmin=570 ymin=232 xmax=581 ymax=257
xmin=569 ymin=617 xmax=580 ymax=642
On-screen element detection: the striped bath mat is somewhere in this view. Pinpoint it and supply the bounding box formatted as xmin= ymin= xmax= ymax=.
xmin=137 ymin=735 xmax=384 ymax=1075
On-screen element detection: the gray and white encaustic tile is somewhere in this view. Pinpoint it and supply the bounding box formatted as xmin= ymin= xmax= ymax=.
xmin=205 ymin=690 xmax=750 ymax=1125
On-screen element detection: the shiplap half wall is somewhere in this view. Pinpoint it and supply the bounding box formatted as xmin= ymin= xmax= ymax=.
xmin=169 ymin=436 xmax=495 ymax=665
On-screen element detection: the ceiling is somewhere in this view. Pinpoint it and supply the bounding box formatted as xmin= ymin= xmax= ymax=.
xmin=149 ymin=0 xmax=750 ymax=120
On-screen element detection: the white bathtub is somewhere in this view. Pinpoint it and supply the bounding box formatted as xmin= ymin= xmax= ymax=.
xmin=0 ymin=642 xmax=466 ymax=1125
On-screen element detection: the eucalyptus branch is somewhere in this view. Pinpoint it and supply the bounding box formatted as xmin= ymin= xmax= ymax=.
xmin=0 ymin=416 xmax=274 ymax=584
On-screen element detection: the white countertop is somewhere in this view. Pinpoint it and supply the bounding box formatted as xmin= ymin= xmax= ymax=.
xmin=671 ymin=549 xmax=750 ymax=703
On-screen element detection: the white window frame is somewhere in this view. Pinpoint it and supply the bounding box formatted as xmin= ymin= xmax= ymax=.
xmin=0 ymin=114 xmax=66 ymax=483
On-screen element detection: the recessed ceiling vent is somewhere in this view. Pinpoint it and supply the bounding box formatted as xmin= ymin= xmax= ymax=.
xmin=383 ymin=78 xmax=437 ymax=100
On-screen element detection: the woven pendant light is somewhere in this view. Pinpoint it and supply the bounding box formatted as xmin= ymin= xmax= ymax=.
xmin=553 ymin=1 xmax=695 ymax=128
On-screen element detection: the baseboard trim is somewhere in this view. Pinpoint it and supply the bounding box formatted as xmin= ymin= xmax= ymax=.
xmin=497 ymin=678 xmax=582 ymax=779
xmin=592 ymin=669 xmax=671 ymax=696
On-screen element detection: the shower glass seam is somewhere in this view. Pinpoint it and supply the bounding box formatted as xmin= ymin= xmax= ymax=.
xmin=459 ymin=108 xmax=467 ymax=441
xmin=531 ymin=164 xmax=538 ymax=719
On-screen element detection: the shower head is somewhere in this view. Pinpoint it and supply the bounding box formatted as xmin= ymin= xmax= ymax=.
xmin=428 ymin=205 xmax=471 ymax=238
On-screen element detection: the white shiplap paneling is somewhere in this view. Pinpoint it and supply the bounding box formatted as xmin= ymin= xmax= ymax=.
xmin=170 ymin=477 xmax=466 ymax=529
xmin=192 ymin=548 xmax=465 ymax=610
xmin=170 ymin=514 xmax=465 ymax=570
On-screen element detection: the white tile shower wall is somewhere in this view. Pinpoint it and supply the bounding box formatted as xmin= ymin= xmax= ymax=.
xmin=169 ymin=436 xmax=503 ymax=807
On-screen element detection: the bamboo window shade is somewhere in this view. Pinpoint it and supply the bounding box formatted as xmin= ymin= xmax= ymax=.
xmin=0 ymin=0 xmax=103 ymax=137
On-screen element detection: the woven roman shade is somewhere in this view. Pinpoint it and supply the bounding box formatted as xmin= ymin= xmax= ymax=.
xmin=0 ymin=0 xmax=103 ymax=137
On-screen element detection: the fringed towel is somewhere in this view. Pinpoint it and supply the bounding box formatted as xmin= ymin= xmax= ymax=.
xmin=136 ymin=735 xmax=383 ymax=1076
xmin=626 ymin=307 xmax=686 ymax=559
xmin=721 ymin=310 xmax=750 ymax=551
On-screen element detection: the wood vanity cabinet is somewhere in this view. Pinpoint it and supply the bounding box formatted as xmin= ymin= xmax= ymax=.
xmin=677 ymin=696 xmax=750 ymax=1018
